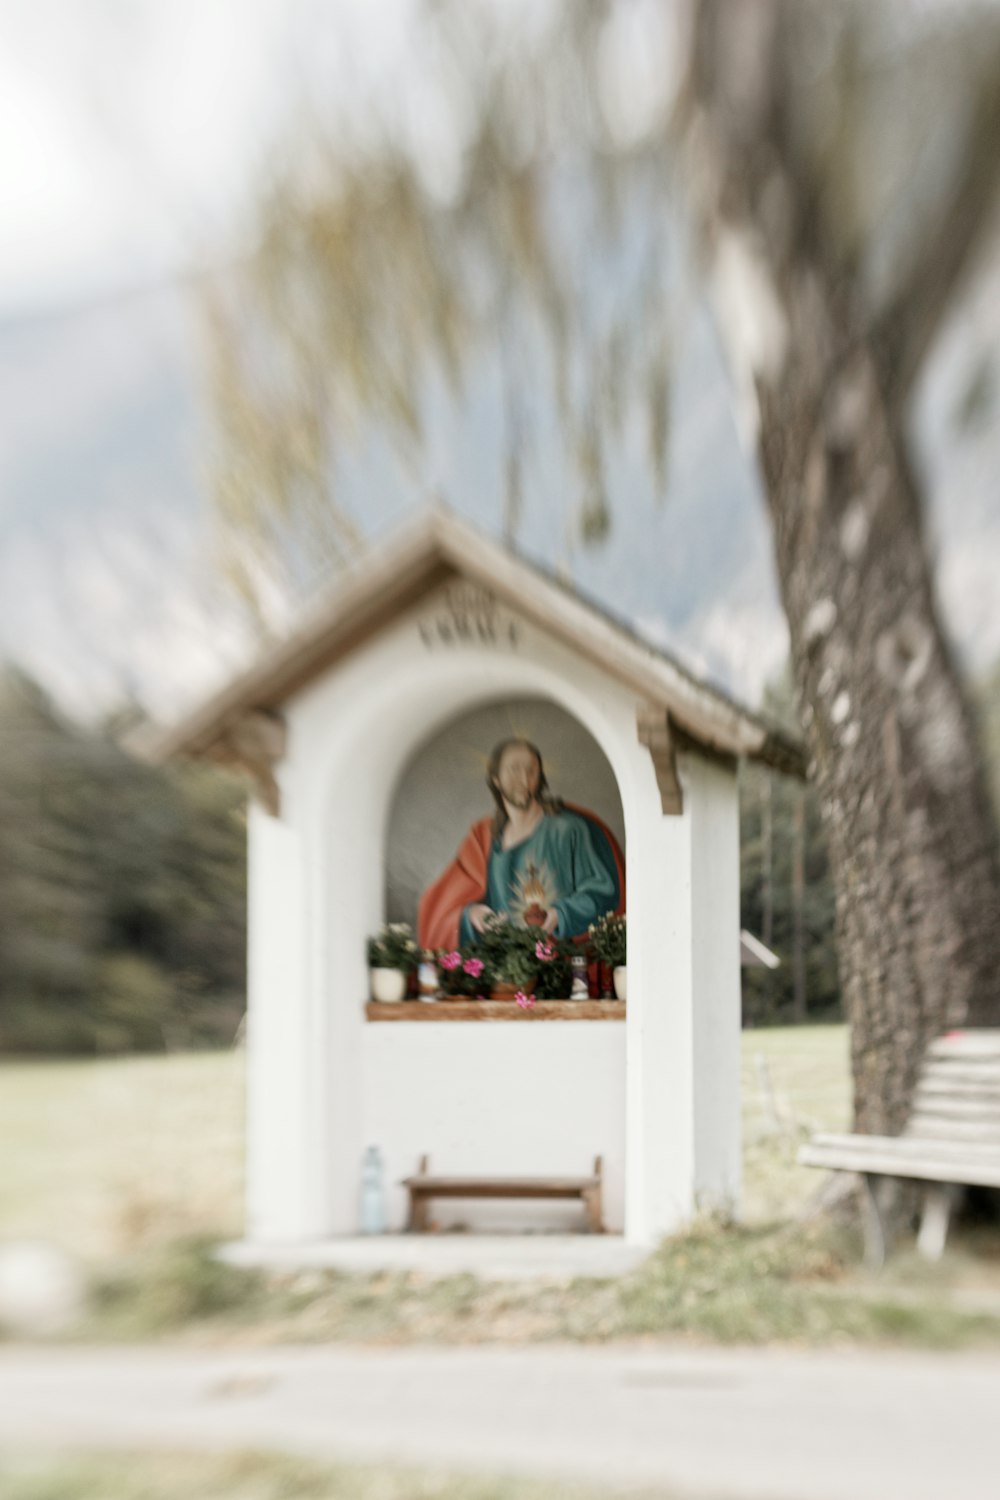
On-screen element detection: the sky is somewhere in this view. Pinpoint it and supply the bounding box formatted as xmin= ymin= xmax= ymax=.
xmin=0 ymin=0 xmax=346 ymax=314
xmin=0 ymin=0 xmax=685 ymax=316
xmin=0 ymin=0 xmax=997 ymax=724
xmin=0 ymin=0 xmax=563 ymax=315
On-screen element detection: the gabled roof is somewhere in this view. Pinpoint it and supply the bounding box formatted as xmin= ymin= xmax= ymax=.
xmin=147 ymin=508 xmax=804 ymax=775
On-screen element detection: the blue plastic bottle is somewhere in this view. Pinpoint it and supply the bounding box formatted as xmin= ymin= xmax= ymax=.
xmin=360 ymin=1144 xmax=386 ymax=1234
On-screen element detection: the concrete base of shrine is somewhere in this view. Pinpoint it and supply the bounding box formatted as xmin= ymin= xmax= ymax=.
xmin=219 ymin=1234 xmax=649 ymax=1282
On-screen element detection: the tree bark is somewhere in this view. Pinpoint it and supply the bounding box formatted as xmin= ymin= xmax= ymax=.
xmin=759 ymin=331 xmax=1000 ymax=1130
xmin=687 ymin=0 xmax=1000 ymax=1134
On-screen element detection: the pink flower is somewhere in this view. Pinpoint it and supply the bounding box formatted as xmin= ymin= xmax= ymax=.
xmin=463 ymin=956 xmax=485 ymax=978
xmin=515 ymin=990 xmax=536 ymax=1010
xmin=439 ymin=951 xmax=462 ymax=971
xmin=535 ymin=939 xmax=556 ymax=962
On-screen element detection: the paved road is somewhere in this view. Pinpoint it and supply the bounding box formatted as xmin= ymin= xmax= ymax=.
xmin=1 ymin=1343 xmax=998 ymax=1500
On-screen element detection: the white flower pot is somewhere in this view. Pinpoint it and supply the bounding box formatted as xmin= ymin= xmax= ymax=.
xmin=370 ymin=967 xmax=407 ymax=1003
xmin=613 ymin=965 xmax=627 ymax=1001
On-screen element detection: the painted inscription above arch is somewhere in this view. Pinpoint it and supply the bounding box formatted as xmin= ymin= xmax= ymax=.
xmin=417 ymin=584 xmax=521 ymax=650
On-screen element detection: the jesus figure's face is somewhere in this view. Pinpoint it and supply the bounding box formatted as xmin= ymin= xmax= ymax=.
xmin=494 ymin=742 xmax=542 ymax=811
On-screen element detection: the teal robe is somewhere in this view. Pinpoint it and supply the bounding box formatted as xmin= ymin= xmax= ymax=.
xmin=459 ymin=809 xmax=620 ymax=943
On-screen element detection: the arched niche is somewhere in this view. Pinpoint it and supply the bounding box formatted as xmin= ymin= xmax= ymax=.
xmin=384 ymin=695 xmax=626 ymax=930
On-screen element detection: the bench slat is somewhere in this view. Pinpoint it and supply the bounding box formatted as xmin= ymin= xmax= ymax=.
xmin=798 ymin=1145 xmax=1000 ymax=1189
xmin=404 ymin=1177 xmax=598 ymax=1199
xmin=914 ymin=1097 xmax=1000 ymax=1115
xmin=909 ymin=1101 xmax=1000 ymax=1121
xmin=910 ymin=1094 xmax=1000 ymax=1119
xmin=919 ymin=1067 xmax=1000 ymax=1087
xmin=802 ymin=1133 xmax=1000 ymax=1161
xmin=915 ymin=1080 xmax=1000 ymax=1104
xmin=905 ymin=1117 xmax=1000 ymax=1142
xmin=809 ymin=1128 xmax=1000 ymax=1152
xmin=927 ymin=1032 xmax=1000 ymax=1060
xmin=917 ymin=1064 xmax=1000 ymax=1089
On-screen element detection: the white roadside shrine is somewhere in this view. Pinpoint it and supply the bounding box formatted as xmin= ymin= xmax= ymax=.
xmin=153 ymin=510 xmax=802 ymax=1252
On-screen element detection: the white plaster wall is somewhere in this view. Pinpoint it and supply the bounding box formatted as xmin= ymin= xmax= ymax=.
xmin=245 ymin=806 xmax=310 ymax=1241
xmin=623 ymin=752 xmax=743 ymax=1237
xmin=242 ymin=581 xmax=742 ymax=1248
xmin=688 ymin=754 xmax=742 ymax=1215
xmin=364 ymin=1023 xmax=626 ymax=1232
xmin=624 ymin=766 xmax=696 ymax=1241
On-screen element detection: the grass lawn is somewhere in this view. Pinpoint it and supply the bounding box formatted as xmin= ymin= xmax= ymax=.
xmin=740 ymin=1024 xmax=851 ymax=1219
xmin=4 ymin=1027 xmax=1000 ymax=1351
xmin=0 ymin=1051 xmax=245 ymax=1260
xmin=0 ymin=1028 xmax=848 ymax=1260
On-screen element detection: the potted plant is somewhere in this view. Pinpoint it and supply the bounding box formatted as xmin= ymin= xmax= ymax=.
xmin=532 ymin=934 xmax=574 ymax=999
xmin=473 ymin=919 xmax=540 ymax=1000
xmin=436 ymin=948 xmax=486 ymax=1000
xmin=490 ymin=943 xmax=540 ymax=1000
xmin=589 ymin=913 xmax=627 ymax=999
xmin=366 ymin=922 xmax=419 ymax=1002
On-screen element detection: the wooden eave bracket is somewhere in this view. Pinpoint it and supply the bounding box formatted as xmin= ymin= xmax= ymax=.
xmin=637 ymin=705 xmax=683 ymax=815
xmin=219 ymin=709 xmax=287 ymax=816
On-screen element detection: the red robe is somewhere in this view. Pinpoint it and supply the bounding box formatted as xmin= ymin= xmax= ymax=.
xmin=417 ymin=805 xmax=626 ymax=951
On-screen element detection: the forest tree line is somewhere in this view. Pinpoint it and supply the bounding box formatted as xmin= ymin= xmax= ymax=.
xmin=0 ymin=670 xmax=246 ymax=1055
xmin=2 ymin=660 xmax=997 ymax=1053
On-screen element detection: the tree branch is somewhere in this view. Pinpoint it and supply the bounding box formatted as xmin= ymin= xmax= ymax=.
xmin=875 ymin=57 xmax=1000 ymax=406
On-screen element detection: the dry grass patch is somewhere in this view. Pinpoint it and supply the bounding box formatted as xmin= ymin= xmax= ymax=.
xmin=79 ymin=1220 xmax=1000 ymax=1351
xmin=0 ymin=1450 xmax=692 ymax=1500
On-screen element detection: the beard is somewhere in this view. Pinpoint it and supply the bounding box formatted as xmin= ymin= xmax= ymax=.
xmin=503 ymin=790 xmax=537 ymax=812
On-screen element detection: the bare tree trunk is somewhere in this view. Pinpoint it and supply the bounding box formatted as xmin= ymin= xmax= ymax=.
xmin=687 ymin=0 xmax=1000 ymax=1134
xmin=759 ymin=339 xmax=1000 ymax=1128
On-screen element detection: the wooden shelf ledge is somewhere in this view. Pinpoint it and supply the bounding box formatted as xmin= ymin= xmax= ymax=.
xmin=365 ymin=1000 xmax=625 ymax=1022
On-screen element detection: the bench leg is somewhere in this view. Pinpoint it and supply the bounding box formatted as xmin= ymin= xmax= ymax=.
xmin=407 ymin=1193 xmax=431 ymax=1233
xmin=582 ymin=1185 xmax=604 ymax=1234
xmin=405 ymin=1156 xmax=431 ymax=1233
xmin=861 ymin=1173 xmax=888 ymax=1271
xmin=916 ymin=1184 xmax=961 ymax=1262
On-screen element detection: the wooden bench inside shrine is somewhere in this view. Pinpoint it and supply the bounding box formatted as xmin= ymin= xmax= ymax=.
xmin=402 ymin=1154 xmax=605 ymax=1234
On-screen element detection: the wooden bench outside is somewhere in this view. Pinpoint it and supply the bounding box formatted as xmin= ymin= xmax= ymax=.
xmin=402 ymin=1154 xmax=605 ymax=1234
xmin=799 ymin=1030 xmax=1000 ymax=1267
